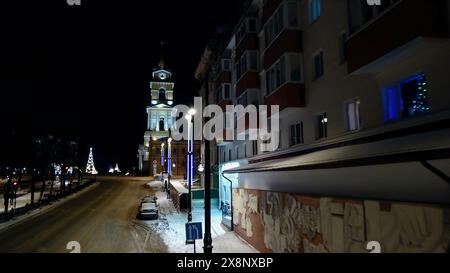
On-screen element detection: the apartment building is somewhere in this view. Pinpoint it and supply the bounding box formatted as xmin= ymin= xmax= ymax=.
xmin=203 ymin=0 xmax=450 ymax=252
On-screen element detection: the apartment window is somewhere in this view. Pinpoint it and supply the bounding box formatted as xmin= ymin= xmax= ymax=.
xmin=248 ymin=18 xmax=257 ymax=32
xmin=266 ymin=53 xmax=302 ymax=94
xmin=290 ymin=122 xmax=304 ymax=146
xmin=217 ymin=83 xmax=231 ymax=103
xmin=214 ymin=58 xmax=231 ymax=74
xmin=264 ymin=1 xmax=299 ymax=48
xmin=236 ymin=51 xmax=259 ymax=80
xmin=313 ymin=51 xmax=324 ymax=80
xmin=382 ymin=74 xmax=430 ymax=122
xmin=223 ymin=59 xmax=231 ymax=71
xmin=346 ymin=99 xmax=361 ymax=131
xmin=339 ymin=32 xmax=347 ymax=64
xmin=347 ymin=0 xmax=400 ymax=34
xmin=237 ymin=92 xmax=248 ymax=106
xmin=236 ymin=147 xmax=239 ymax=160
xmin=223 ymin=151 xmax=226 ymax=162
xmin=309 ymin=0 xmax=321 ymax=23
xmin=228 ymin=149 xmax=232 ymax=162
xmin=236 ymin=18 xmax=258 ymax=45
xmin=252 ymin=140 xmax=258 ymax=155
xmin=317 ymin=113 xmax=328 ymax=139
xmin=244 ymin=144 xmax=247 ymax=158
xmin=287 ymin=1 xmax=300 ymax=28
xmin=223 ymin=84 xmax=231 ymax=99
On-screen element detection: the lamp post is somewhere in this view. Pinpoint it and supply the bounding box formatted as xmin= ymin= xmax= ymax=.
xmin=167 ymin=138 xmax=172 ymax=176
xmin=161 ymin=143 xmax=165 ymax=173
xmin=167 ymin=137 xmax=172 ymax=198
xmin=161 ymin=143 xmax=166 ymax=193
xmin=185 ymin=108 xmax=196 ymax=222
xmin=185 ymin=109 xmax=199 ymax=248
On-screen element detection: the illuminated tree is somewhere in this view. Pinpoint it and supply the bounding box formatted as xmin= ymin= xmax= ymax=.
xmin=85 ymin=147 xmax=98 ymax=175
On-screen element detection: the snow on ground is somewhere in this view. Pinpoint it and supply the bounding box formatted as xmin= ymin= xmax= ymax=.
xmin=145 ymin=180 xmax=257 ymax=253
xmin=1 ymin=180 xmax=71 ymax=214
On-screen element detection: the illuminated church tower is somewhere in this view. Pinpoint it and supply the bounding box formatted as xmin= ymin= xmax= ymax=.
xmin=144 ymin=48 xmax=175 ymax=145
xmin=137 ymin=42 xmax=200 ymax=176
xmin=138 ymin=43 xmax=175 ymax=174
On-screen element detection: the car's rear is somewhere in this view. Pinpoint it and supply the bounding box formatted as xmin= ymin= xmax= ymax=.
xmin=137 ymin=202 xmax=159 ymax=220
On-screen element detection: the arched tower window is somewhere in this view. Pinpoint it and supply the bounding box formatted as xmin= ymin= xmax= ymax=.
xmin=159 ymin=117 xmax=165 ymax=131
xmin=159 ymin=88 xmax=166 ymax=101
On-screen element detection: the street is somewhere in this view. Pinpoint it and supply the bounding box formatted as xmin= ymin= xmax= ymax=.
xmin=0 ymin=176 xmax=168 ymax=253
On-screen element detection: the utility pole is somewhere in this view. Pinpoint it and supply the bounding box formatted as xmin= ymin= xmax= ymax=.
xmin=203 ymin=76 xmax=213 ymax=253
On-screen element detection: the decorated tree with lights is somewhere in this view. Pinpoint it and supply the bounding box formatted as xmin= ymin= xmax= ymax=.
xmin=85 ymin=147 xmax=98 ymax=175
xmin=410 ymin=75 xmax=430 ymax=115
xmin=114 ymin=163 xmax=121 ymax=173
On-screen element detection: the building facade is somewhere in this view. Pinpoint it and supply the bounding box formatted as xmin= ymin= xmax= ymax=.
xmin=203 ymin=0 xmax=450 ymax=252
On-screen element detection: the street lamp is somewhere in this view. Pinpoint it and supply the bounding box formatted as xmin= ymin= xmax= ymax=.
xmin=168 ymin=138 xmax=172 ymax=176
xmin=161 ymin=143 xmax=165 ymax=174
xmin=185 ymin=109 xmax=195 ymax=222
xmin=167 ymin=138 xmax=172 ymax=197
xmin=188 ymin=108 xmax=197 ymax=116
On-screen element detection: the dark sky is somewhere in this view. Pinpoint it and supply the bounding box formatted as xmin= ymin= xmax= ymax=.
xmin=0 ymin=0 xmax=243 ymax=172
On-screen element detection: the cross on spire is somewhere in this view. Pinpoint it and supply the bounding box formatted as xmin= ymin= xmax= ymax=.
xmin=159 ymin=41 xmax=165 ymax=69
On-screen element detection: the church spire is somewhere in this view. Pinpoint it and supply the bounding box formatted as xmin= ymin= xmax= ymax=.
xmin=159 ymin=41 xmax=165 ymax=69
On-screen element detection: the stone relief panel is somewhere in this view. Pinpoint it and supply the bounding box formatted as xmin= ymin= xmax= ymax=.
xmin=373 ymin=203 xmax=446 ymax=253
xmin=233 ymin=189 xmax=258 ymax=238
xmin=233 ymin=189 xmax=448 ymax=253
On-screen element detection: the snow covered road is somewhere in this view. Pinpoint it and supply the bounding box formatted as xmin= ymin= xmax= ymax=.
xmin=0 ymin=176 xmax=168 ymax=253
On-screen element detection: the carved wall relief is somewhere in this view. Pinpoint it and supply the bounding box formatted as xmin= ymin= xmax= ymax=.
xmin=233 ymin=189 xmax=448 ymax=253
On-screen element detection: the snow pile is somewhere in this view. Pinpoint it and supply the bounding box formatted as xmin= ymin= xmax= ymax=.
xmin=142 ymin=179 xmax=257 ymax=253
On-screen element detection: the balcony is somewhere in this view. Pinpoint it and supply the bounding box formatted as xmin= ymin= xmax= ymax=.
xmin=262 ymin=0 xmax=283 ymax=25
xmin=216 ymin=129 xmax=235 ymax=146
xmin=236 ymin=33 xmax=259 ymax=60
xmin=264 ymin=29 xmax=302 ymax=69
xmin=236 ymin=112 xmax=259 ymax=140
xmin=235 ymin=72 xmax=260 ymax=97
xmin=218 ymin=100 xmax=232 ymax=111
xmin=347 ymin=0 xmax=449 ymax=74
xmin=215 ymin=70 xmax=231 ymax=85
xmin=265 ymin=83 xmax=305 ymax=112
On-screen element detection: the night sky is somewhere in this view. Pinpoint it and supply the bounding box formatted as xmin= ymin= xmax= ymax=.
xmin=0 ymin=0 xmax=243 ymax=172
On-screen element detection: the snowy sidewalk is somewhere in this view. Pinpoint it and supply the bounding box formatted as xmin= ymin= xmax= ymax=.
xmin=145 ymin=180 xmax=258 ymax=253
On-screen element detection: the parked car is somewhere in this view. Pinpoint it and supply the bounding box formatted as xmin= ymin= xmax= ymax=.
xmin=137 ymin=202 xmax=159 ymax=220
xmin=140 ymin=195 xmax=158 ymax=206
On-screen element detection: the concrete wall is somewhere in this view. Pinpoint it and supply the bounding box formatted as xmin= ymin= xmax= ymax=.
xmin=232 ymin=188 xmax=450 ymax=253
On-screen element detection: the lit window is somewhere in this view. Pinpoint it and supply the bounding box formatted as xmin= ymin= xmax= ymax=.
xmin=382 ymin=74 xmax=430 ymax=122
xmin=346 ymin=99 xmax=361 ymax=131
xmin=309 ymin=0 xmax=321 ymax=23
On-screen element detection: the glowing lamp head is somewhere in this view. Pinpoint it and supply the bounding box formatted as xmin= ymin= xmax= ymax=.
xmin=188 ymin=108 xmax=197 ymax=116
